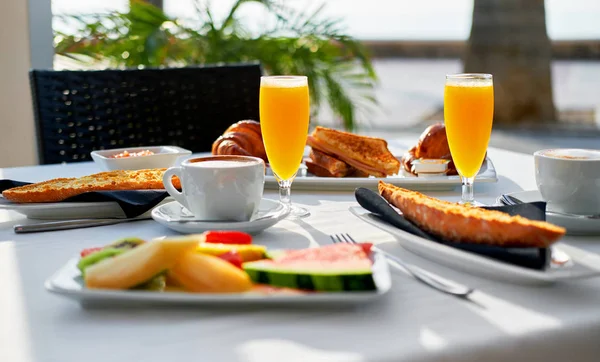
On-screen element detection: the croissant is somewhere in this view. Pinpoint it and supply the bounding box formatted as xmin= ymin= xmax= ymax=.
xmin=402 ymin=123 xmax=489 ymax=176
xmin=402 ymin=123 xmax=457 ymax=175
xmin=212 ymin=120 xmax=268 ymax=162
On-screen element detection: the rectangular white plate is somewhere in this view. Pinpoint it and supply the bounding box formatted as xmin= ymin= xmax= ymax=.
xmin=349 ymin=206 xmax=600 ymax=285
xmin=265 ymin=156 xmax=497 ymax=191
xmin=0 ymin=196 xmax=172 ymax=220
xmin=45 ymin=252 xmax=391 ymax=307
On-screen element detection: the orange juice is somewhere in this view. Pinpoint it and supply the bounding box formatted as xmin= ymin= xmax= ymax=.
xmin=444 ymin=81 xmax=494 ymax=178
xmin=260 ymin=77 xmax=310 ymax=181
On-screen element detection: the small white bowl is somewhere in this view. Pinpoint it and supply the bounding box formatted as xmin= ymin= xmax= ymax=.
xmin=91 ymin=146 xmax=192 ymax=171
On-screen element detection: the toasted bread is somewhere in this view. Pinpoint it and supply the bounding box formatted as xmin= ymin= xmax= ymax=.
xmin=305 ymin=161 xmax=338 ymax=178
xmin=2 ymin=169 xmax=180 ymax=203
xmin=378 ymin=181 xmax=565 ymax=248
xmin=307 ymin=127 xmax=400 ymax=177
xmin=308 ymin=149 xmax=351 ymax=177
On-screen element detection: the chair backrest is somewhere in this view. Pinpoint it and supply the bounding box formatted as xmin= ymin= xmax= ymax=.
xmin=30 ymin=63 xmax=262 ymax=164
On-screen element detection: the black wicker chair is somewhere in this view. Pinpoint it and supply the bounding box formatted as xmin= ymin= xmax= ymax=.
xmin=30 ymin=63 xmax=262 ymax=164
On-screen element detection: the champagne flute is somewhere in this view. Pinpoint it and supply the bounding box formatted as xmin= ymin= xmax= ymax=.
xmin=259 ymin=76 xmax=310 ymax=218
xmin=444 ymin=73 xmax=494 ymax=205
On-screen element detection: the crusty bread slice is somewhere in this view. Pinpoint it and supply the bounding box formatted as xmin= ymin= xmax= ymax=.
xmin=2 ymin=168 xmax=181 ymax=203
xmin=378 ymin=181 xmax=565 ymax=248
xmin=309 ymin=127 xmax=400 ymax=176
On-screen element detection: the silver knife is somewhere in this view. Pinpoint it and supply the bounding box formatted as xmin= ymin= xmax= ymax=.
xmin=14 ymin=217 xmax=150 ymax=234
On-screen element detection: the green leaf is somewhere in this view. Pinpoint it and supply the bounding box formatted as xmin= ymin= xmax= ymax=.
xmin=53 ymin=0 xmax=378 ymax=130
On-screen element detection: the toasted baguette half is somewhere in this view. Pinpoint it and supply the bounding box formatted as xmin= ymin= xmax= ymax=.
xmin=378 ymin=181 xmax=565 ymax=248
xmin=2 ymin=168 xmax=181 ymax=203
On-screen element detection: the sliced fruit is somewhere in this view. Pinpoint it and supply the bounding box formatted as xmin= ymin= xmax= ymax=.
xmin=196 ymin=243 xmax=267 ymax=262
xmin=205 ymin=231 xmax=252 ymax=245
xmin=243 ymin=243 xmax=376 ymax=292
xmin=84 ymin=238 xmax=199 ymax=290
xmin=132 ymin=275 xmax=166 ymax=291
xmin=78 ymin=237 xmax=147 ymax=274
xmin=80 ymin=247 xmax=102 ymax=258
xmin=77 ymin=248 xmax=125 ymax=275
xmin=168 ymin=252 xmax=253 ymax=293
xmin=217 ymin=251 xmax=243 ymax=269
xmin=106 ymin=237 xmax=146 ymax=249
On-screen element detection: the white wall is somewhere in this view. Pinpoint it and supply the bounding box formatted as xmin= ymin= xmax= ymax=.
xmin=0 ymin=1 xmax=36 ymax=167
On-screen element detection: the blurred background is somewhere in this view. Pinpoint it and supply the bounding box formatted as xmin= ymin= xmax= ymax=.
xmin=1 ymin=0 xmax=599 ymax=166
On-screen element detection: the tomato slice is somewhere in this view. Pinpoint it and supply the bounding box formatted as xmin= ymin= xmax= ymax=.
xmin=217 ymin=251 xmax=243 ymax=269
xmin=80 ymin=247 xmax=102 ymax=258
xmin=205 ymin=231 xmax=252 ymax=245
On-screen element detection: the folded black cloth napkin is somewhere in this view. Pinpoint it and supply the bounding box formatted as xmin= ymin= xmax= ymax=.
xmin=355 ymin=187 xmax=550 ymax=270
xmin=0 ymin=180 xmax=169 ymax=218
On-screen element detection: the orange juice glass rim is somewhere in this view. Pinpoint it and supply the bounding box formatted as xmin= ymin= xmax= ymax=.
xmin=446 ymin=73 xmax=492 ymax=80
xmin=261 ymin=75 xmax=307 ymax=87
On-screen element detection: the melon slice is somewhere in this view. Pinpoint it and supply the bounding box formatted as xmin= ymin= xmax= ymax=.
xmin=85 ymin=238 xmax=199 ymax=290
xmin=168 ymin=253 xmax=253 ymax=293
xmin=196 ymin=243 xmax=267 ymax=262
xmin=243 ymin=244 xmax=376 ymax=292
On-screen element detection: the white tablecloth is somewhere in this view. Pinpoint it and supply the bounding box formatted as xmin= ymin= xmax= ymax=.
xmin=1 ymin=138 xmax=599 ymax=362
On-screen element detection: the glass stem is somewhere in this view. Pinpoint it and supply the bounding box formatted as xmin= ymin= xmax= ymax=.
xmin=279 ymin=179 xmax=292 ymax=210
xmin=461 ymin=176 xmax=475 ymax=204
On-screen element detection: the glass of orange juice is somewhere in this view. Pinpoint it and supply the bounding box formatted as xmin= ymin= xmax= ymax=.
xmin=444 ymin=73 xmax=494 ymax=205
xmin=260 ymin=76 xmax=310 ymax=218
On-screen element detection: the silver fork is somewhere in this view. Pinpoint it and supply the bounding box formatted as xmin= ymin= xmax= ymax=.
xmin=331 ymin=233 xmax=474 ymax=298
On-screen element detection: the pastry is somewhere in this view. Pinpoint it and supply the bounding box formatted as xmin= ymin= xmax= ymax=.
xmin=211 ymin=120 xmax=268 ymax=162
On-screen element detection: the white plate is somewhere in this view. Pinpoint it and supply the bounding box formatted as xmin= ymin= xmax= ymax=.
xmin=265 ymin=157 xmax=497 ymax=191
xmin=349 ymin=206 xmax=600 ymax=285
xmin=91 ymin=145 xmax=191 ymax=171
xmin=45 ymin=251 xmax=391 ymax=307
xmin=151 ymin=198 xmax=290 ymax=235
xmin=0 ymin=196 xmax=173 ymax=220
xmin=0 ymin=197 xmax=126 ymax=220
xmin=499 ymin=190 xmax=600 ymax=236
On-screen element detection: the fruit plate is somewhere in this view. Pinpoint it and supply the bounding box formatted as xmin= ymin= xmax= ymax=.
xmin=45 ymin=251 xmax=392 ymax=307
xmin=349 ymin=206 xmax=600 ymax=285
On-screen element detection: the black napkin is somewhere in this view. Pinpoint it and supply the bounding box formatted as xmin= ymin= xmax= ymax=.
xmin=355 ymin=187 xmax=550 ymax=270
xmin=0 ymin=180 xmax=169 ymax=218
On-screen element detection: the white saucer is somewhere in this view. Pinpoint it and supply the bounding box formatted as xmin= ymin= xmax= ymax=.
xmin=499 ymin=190 xmax=600 ymax=236
xmin=151 ymin=198 xmax=289 ymax=234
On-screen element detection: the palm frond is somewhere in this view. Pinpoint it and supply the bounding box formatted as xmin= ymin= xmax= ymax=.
xmin=53 ymin=0 xmax=378 ymax=130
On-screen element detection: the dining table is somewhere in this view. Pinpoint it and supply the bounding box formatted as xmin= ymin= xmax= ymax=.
xmin=1 ymin=136 xmax=599 ymax=362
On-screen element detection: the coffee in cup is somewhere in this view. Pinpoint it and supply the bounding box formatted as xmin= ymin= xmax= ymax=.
xmin=163 ymin=155 xmax=265 ymax=221
xmin=534 ymin=148 xmax=600 ymax=215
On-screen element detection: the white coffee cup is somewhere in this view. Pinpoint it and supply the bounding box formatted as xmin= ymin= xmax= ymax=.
xmin=163 ymin=155 xmax=265 ymax=221
xmin=534 ymin=148 xmax=600 ymax=215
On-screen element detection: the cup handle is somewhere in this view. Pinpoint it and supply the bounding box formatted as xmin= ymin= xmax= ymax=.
xmin=163 ymin=167 xmax=189 ymax=210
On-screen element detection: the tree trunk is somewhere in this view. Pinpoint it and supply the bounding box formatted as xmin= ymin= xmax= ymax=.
xmin=464 ymin=0 xmax=556 ymax=124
